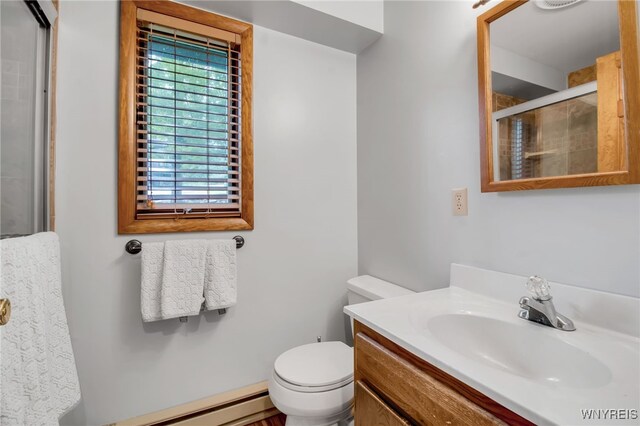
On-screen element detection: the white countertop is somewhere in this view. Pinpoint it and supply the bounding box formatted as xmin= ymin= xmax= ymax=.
xmin=344 ymin=265 xmax=640 ymax=426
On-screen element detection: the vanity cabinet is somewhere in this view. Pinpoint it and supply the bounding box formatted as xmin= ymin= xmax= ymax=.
xmin=355 ymin=381 xmax=410 ymax=426
xmin=353 ymin=321 xmax=534 ymax=426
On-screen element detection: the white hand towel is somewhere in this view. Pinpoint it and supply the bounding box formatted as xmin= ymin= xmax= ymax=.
xmin=1 ymin=232 xmax=81 ymax=425
xmin=204 ymin=240 xmax=237 ymax=310
xmin=140 ymin=242 xmax=164 ymax=322
xmin=160 ymin=240 xmax=207 ymax=319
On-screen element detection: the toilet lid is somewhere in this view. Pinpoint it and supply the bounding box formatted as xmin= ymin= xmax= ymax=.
xmin=274 ymin=342 xmax=353 ymax=387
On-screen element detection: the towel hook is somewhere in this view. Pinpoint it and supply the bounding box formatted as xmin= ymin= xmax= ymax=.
xmin=125 ymin=236 xmax=245 ymax=254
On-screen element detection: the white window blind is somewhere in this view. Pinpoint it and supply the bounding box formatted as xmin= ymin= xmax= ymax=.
xmin=136 ymin=18 xmax=242 ymax=219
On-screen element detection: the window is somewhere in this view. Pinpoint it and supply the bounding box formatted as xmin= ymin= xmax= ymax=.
xmin=118 ymin=0 xmax=253 ymax=233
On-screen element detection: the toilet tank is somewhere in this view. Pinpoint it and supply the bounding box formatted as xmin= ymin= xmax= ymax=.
xmin=346 ymin=275 xmax=414 ymax=337
xmin=347 ymin=275 xmax=414 ymax=305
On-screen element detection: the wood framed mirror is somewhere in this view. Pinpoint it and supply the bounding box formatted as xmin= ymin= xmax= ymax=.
xmin=477 ymin=0 xmax=639 ymax=192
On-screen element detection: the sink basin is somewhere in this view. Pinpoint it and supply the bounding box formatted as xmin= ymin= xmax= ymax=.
xmin=427 ymin=314 xmax=611 ymax=388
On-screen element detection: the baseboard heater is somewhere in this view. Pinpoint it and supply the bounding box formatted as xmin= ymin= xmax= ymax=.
xmin=110 ymin=381 xmax=279 ymax=426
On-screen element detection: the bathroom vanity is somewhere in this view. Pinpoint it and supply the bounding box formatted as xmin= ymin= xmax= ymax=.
xmin=353 ymin=321 xmax=530 ymax=425
xmin=345 ymin=264 xmax=640 ymax=425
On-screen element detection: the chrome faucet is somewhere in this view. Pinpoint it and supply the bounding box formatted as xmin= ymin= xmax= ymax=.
xmin=518 ymin=276 xmax=575 ymax=331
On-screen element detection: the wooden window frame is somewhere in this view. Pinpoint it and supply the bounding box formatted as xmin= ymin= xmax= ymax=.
xmin=118 ymin=0 xmax=253 ymax=233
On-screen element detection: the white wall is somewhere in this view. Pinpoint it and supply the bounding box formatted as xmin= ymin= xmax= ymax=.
xmin=357 ymin=1 xmax=640 ymax=298
xmin=292 ymin=0 xmax=384 ymax=33
xmin=180 ymin=0 xmax=382 ymax=54
xmin=56 ymin=1 xmax=357 ymax=424
xmin=491 ymin=45 xmax=566 ymax=92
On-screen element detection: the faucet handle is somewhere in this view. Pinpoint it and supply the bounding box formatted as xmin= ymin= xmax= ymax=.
xmin=526 ymin=276 xmax=551 ymax=301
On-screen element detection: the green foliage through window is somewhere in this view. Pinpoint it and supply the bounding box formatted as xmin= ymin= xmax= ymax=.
xmin=139 ymin=31 xmax=239 ymax=211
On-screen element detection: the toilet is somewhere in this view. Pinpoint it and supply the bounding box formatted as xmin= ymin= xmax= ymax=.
xmin=268 ymin=275 xmax=415 ymax=426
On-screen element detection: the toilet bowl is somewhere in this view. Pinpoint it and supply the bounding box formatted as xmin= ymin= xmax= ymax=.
xmin=268 ymin=276 xmax=414 ymax=425
xmin=268 ymin=342 xmax=354 ymax=426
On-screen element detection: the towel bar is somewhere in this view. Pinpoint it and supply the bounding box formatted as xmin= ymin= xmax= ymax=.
xmin=128 ymin=238 xmax=240 ymax=322
xmin=125 ymin=235 xmax=245 ymax=254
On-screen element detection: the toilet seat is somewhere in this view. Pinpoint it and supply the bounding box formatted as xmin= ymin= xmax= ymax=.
xmin=273 ymin=370 xmax=353 ymax=393
xmin=268 ymin=371 xmax=354 ymax=421
xmin=273 ymin=341 xmax=354 ymax=392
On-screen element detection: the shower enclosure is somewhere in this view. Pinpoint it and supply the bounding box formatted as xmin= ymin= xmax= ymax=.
xmin=1 ymin=0 xmax=54 ymax=237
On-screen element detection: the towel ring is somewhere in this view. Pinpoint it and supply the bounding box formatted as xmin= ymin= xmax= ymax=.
xmin=125 ymin=236 xmax=245 ymax=255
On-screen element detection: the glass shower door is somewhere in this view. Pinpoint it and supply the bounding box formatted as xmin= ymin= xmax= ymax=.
xmin=1 ymin=0 xmax=50 ymax=237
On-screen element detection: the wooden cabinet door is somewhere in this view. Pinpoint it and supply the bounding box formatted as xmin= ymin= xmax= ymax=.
xmin=355 ymin=380 xmax=410 ymax=426
xmin=355 ymin=332 xmax=506 ymax=426
xmin=597 ymin=51 xmax=625 ymax=172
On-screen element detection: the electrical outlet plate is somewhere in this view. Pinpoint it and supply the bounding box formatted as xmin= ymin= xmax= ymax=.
xmin=452 ymin=188 xmax=468 ymax=216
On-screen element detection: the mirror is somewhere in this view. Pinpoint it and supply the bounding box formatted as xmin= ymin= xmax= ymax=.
xmin=477 ymin=0 xmax=640 ymax=192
